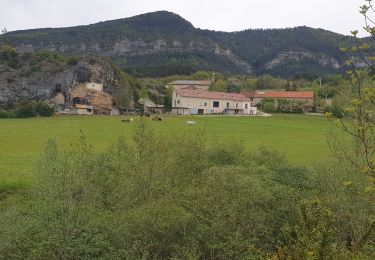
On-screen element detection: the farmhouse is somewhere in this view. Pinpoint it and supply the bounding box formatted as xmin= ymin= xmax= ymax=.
xmin=245 ymin=90 xmax=315 ymax=112
xmin=172 ymin=89 xmax=257 ymax=115
xmin=167 ymin=80 xmax=211 ymax=91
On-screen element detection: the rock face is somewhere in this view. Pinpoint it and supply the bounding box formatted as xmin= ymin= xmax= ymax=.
xmin=0 ymin=53 xmax=120 ymax=107
xmin=71 ymin=85 xmax=113 ymax=114
xmin=265 ymin=51 xmax=341 ymax=70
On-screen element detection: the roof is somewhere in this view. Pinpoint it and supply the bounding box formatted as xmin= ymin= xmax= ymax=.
xmin=75 ymin=104 xmax=94 ymax=109
xmin=169 ymin=80 xmax=211 ymax=86
xmin=176 ymin=89 xmax=250 ymax=102
xmin=246 ymin=91 xmax=314 ymax=99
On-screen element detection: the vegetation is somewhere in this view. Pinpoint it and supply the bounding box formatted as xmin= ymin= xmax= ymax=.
xmin=0 ymin=119 xmax=374 ymax=258
xmin=0 ymin=101 xmax=54 ymax=118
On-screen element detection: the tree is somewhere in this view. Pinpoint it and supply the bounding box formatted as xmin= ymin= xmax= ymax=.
xmin=210 ymin=79 xmax=227 ymax=92
xmin=328 ymin=1 xmax=375 ymax=179
xmin=322 ymin=1 xmax=375 ymax=252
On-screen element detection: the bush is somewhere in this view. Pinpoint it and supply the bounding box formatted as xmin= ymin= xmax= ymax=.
xmin=323 ymin=104 xmax=343 ymax=118
xmin=0 ymin=109 xmax=16 ymax=118
xmin=16 ymin=101 xmax=37 ymax=118
xmin=262 ymin=101 xmax=276 ymax=113
xmin=36 ymin=102 xmax=54 ymax=117
xmin=66 ymin=56 xmax=79 ymax=66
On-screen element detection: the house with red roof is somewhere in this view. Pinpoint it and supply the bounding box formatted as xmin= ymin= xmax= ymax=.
xmin=172 ymin=88 xmax=257 ymax=115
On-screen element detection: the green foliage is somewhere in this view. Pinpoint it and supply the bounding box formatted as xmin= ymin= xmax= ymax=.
xmin=36 ymin=101 xmax=54 ymax=117
xmin=16 ymin=101 xmax=37 ymax=118
xmin=0 ymin=109 xmax=16 ymax=118
xmin=256 ymin=75 xmax=287 ymax=90
xmin=0 ymin=101 xmax=55 ymax=118
xmin=262 ymin=101 xmax=276 ymax=113
xmin=322 ymin=104 xmax=343 ymax=118
xmin=66 ymin=56 xmax=79 ymax=66
xmin=210 ymin=79 xmax=227 ymax=92
xmin=242 ymin=78 xmax=257 ymax=90
xmin=0 ymin=121 xmax=308 ymax=258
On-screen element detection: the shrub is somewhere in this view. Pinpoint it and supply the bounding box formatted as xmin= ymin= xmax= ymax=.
xmin=36 ymin=102 xmax=54 ymax=117
xmin=262 ymin=101 xmax=276 ymax=113
xmin=66 ymin=56 xmax=79 ymax=66
xmin=16 ymin=101 xmax=37 ymax=118
xmin=323 ymin=104 xmax=343 ymax=118
xmin=0 ymin=109 xmax=16 ymax=118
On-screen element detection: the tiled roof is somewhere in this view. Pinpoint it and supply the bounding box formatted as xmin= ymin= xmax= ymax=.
xmin=247 ymin=91 xmax=314 ymax=99
xmin=176 ymin=89 xmax=250 ymax=102
xmin=169 ymin=80 xmax=211 ymax=86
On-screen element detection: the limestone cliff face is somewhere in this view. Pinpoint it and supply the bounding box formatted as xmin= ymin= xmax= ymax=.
xmin=0 ymin=54 xmax=119 ymax=104
xmin=264 ymin=51 xmax=341 ymax=70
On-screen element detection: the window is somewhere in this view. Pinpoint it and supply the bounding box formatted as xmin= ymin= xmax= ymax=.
xmin=236 ymin=103 xmax=239 ymax=108
xmin=226 ymin=102 xmax=230 ymax=108
xmin=245 ymin=104 xmax=248 ymax=109
xmin=177 ymin=100 xmax=180 ymax=104
xmin=204 ymin=102 xmax=207 ymax=106
xmin=213 ymin=101 xmax=219 ymax=108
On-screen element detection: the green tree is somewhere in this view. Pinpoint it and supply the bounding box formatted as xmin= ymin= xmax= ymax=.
xmin=210 ymin=79 xmax=227 ymax=92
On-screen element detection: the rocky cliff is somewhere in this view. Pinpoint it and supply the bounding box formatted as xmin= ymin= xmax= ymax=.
xmin=0 ymin=47 xmax=133 ymax=108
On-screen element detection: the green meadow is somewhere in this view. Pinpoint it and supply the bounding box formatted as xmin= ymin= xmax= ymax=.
xmin=0 ymin=114 xmax=334 ymax=185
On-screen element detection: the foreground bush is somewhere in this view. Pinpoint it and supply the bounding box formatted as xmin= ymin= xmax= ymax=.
xmin=0 ymin=121 xmax=374 ymax=259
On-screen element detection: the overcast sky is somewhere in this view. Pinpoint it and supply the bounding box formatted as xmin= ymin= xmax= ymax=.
xmin=0 ymin=0 xmax=369 ymax=36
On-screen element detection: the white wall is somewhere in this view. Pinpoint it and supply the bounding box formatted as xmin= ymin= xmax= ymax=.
xmin=85 ymin=82 xmax=103 ymax=92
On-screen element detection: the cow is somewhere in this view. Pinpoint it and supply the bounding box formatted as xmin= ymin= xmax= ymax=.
xmin=121 ymin=117 xmax=133 ymax=123
xmin=186 ymin=120 xmax=197 ymax=126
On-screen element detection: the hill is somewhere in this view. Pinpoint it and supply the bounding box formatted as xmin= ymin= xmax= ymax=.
xmin=0 ymin=11 xmax=366 ymax=77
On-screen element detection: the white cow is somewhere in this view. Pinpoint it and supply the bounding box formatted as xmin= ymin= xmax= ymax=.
xmin=186 ymin=120 xmax=197 ymax=126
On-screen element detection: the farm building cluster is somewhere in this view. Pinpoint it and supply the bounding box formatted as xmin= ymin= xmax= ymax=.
xmin=51 ymin=79 xmax=315 ymax=116
xmin=169 ymin=80 xmax=314 ymax=115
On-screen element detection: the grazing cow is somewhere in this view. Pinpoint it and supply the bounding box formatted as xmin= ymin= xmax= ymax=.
xmin=121 ymin=117 xmax=133 ymax=123
xmin=152 ymin=116 xmax=162 ymax=121
xmin=186 ymin=120 xmax=197 ymax=126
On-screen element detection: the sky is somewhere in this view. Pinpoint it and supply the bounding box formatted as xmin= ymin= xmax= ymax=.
xmin=0 ymin=0 xmax=370 ymax=36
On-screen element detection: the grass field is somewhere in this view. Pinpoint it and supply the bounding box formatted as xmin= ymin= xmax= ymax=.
xmin=0 ymin=114 xmax=335 ymax=185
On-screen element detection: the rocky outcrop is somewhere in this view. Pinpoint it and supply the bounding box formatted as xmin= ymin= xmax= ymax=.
xmin=71 ymin=85 xmax=113 ymax=114
xmin=0 ymin=53 xmax=124 ymax=108
xmin=265 ymin=51 xmax=341 ymax=70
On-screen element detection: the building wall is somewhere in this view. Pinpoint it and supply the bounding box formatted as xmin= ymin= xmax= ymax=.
xmin=84 ymin=82 xmax=103 ymax=92
xmin=172 ymin=91 xmax=255 ymax=115
xmin=76 ymin=108 xmax=94 ymax=115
